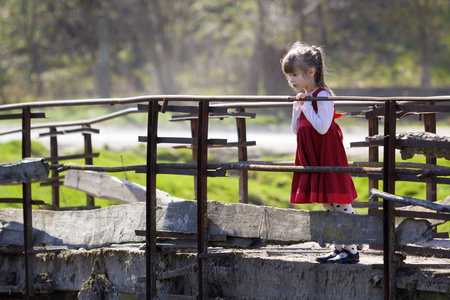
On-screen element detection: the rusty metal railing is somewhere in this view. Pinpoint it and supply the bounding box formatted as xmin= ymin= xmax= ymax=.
xmin=0 ymin=95 xmax=449 ymax=299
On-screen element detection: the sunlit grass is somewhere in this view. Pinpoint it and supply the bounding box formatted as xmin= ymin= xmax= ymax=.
xmin=0 ymin=140 xmax=448 ymax=234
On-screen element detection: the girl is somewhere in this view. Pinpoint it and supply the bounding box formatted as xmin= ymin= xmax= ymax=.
xmin=281 ymin=41 xmax=359 ymax=264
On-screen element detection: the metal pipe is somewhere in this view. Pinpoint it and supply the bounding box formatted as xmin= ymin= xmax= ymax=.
xmin=1 ymin=95 xmax=449 ymax=112
xmin=22 ymin=107 xmax=34 ymax=297
xmin=50 ymin=162 xmax=450 ymax=176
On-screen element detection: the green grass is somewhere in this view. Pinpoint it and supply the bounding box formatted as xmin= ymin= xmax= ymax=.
xmin=0 ymin=140 xmax=448 ymax=234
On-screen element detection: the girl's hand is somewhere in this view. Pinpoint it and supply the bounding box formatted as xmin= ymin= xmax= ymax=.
xmin=296 ymin=91 xmax=313 ymax=100
xmin=295 ymin=92 xmax=306 ymax=105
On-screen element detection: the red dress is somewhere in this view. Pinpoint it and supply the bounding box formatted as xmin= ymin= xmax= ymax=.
xmin=290 ymin=89 xmax=357 ymax=204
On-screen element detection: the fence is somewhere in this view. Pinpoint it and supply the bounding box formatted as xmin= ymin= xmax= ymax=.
xmin=0 ymin=95 xmax=449 ymax=299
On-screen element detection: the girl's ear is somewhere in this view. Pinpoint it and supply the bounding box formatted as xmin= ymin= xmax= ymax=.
xmin=308 ymin=68 xmax=316 ymax=77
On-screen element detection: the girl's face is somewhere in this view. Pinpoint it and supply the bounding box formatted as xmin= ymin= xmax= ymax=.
xmin=286 ymin=68 xmax=315 ymax=93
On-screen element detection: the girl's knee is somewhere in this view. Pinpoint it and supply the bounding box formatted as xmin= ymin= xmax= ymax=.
xmin=334 ymin=203 xmax=355 ymax=214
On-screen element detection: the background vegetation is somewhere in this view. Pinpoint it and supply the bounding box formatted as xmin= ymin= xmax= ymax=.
xmin=0 ymin=141 xmax=448 ymax=233
xmin=1 ymin=0 xmax=449 ymax=103
xmin=0 ymin=1 xmax=448 ymax=232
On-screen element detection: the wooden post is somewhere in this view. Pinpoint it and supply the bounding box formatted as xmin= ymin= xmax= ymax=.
xmin=146 ymin=100 xmax=159 ymax=299
xmin=197 ymin=101 xmax=209 ymax=298
xmin=383 ymin=101 xmax=397 ymax=300
xmin=22 ymin=107 xmax=34 ymax=297
xmin=423 ymin=102 xmax=437 ymax=203
xmin=50 ymin=127 xmax=60 ymax=208
xmin=368 ymin=111 xmax=379 ymax=215
xmin=190 ymin=118 xmax=199 ymax=199
xmin=83 ymin=125 xmax=95 ymax=207
xmin=236 ymin=107 xmax=249 ymax=204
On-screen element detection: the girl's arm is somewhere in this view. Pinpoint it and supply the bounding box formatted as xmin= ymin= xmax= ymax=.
xmin=291 ymin=100 xmax=303 ymax=134
xmin=300 ymin=90 xmax=334 ymax=135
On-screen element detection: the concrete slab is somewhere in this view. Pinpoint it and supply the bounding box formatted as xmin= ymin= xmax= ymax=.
xmin=0 ymin=158 xmax=49 ymax=184
xmin=163 ymin=200 xmax=434 ymax=245
xmin=0 ymin=200 xmax=434 ymax=250
xmin=63 ymin=170 xmax=185 ymax=205
xmin=1 ymin=245 xmax=449 ymax=299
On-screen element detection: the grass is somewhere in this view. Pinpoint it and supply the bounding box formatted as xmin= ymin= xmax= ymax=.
xmin=0 ymin=140 xmax=448 ymax=234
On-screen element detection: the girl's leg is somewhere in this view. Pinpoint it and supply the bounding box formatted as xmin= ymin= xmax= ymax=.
xmin=322 ymin=203 xmax=344 ymax=252
xmin=325 ymin=203 xmax=360 ymax=264
xmin=333 ymin=204 xmax=358 ymax=255
xmin=316 ymin=203 xmax=342 ymax=263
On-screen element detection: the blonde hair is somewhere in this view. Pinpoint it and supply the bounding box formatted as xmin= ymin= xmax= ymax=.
xmin=281 ymin=41 xmax=334 ymax=95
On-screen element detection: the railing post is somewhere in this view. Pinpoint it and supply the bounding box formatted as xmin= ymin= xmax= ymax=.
xmin=383 ymin=101 xmax=397 ymax=300
xmin=197 ymin=100 xmax=209 ymax=299
xmin=146 ymin=100 xmax=159 ymax=299
xmin=368 ymin=110 xmax=379 ymax=215
xmin=423 ymin=102 xmax=437 ymax=203
xmin=236 ymin=107 xmax=249 ymax=204
xmin=50 ymin=126 xmax=60 ymax=208
xmin=22 ymin=107 xmax=34 ymax=297
xmin=190 ymin=118 xmax=199 ymax=199
xmin=82 ymin=125 xmax=95 ymax=207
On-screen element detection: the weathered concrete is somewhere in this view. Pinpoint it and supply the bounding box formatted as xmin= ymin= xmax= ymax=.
xmin=0 ymin=203 xmax=150 ymax=249
xmin=0 ymin=158 xmax=49 ymax=184
xmin=0 ymin=201 xmax=433 ymax=250
xmin=367 ymin=131 xmax=450 ymax=160
xmin=63 ymin=170 xmax=185 ymax=205
xmin=163 ymin=200 xmax=433 ymax=246
xmin=1 ymin=245 xmax=449 ymax=299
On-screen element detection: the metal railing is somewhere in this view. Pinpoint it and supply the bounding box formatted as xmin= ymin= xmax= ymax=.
xmin=0 ymin=95 xmax=449 ymax=299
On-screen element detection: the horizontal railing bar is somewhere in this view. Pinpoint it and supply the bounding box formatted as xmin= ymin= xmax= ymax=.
xmin=0 ymin=100 xmax=447 ymax=137
xmin=0 ymin=112 xmax=46 ymax=120
xmin=397 ymin=104 xmax=450 ymax=113
xmin=0 ymin=107 xmax=142 ymax=136
xmin=50 ymin=161 xmax=450 ymax=176
xmin=51 ymin=163 xmax=144 ymax=172
xmin=371 ymin=189 xmax=450 ymax=213
xmin=0 ymin=198 xmax=47 ymax=205
xmin=232 ymin=160 xmax=450 ymax=170
xmin=44 ymin=153 xmax=100 ymax=162
xmin=370 ymin=209 xmax=450 ymax=221
xmin=39 ymin=127 xmax=100 ymax=137
xmin=1 ymin=95 xmax=449 ymax=112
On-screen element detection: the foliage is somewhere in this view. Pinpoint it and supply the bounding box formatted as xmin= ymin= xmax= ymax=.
xmin=0 ymin=0 xmax=449 ymax=102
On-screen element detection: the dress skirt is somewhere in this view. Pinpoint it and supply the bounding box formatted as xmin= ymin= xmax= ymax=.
xmin=290 ymin=117 xmax=357 ymax=204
